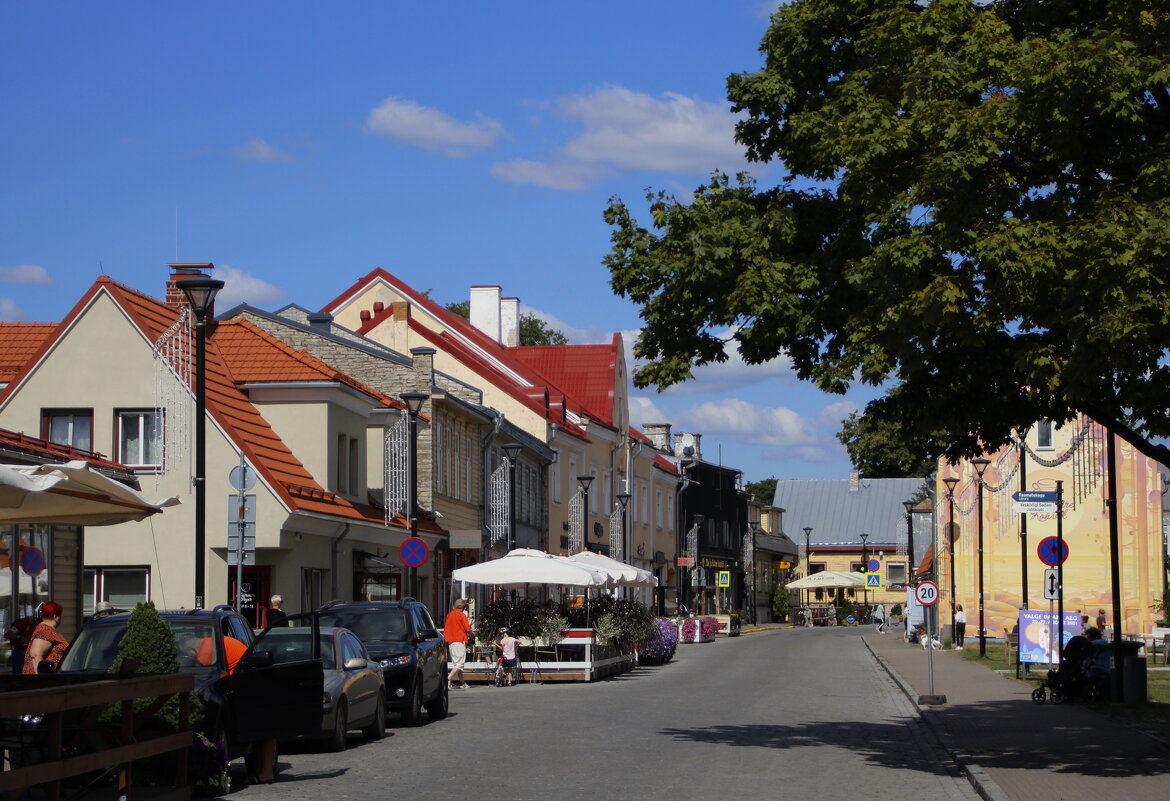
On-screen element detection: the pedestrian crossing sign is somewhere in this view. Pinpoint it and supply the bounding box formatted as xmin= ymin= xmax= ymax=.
xmin=865 ymin=573 xmax=882 ymax=589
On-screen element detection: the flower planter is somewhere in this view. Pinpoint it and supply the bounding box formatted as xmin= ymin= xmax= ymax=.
xmin=677 ymin=618 xmax=716 ymax=643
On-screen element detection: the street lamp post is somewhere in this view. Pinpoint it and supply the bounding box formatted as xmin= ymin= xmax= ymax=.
xmin=179 ymin=276 xmax=223 ymax=610
xmin=860 ymin=532 xmax=869 ymax=610
xmin=803 ymin=527 xmax=812 ymax=612
xmin=689 ymin=514 xmax=705 ymax=614
xmin=943 ymin=476 xmax=959 ymax=646
xmin=501 ymin=443 xmax=522 ymax=551
xmin=576 ymin=475 xmax=594 ymax=554
xmin=971 ymin=457 xmax=991 ymax=658
xmin=402 ymin=392 xmax=428 ymax=599
xmin=616 ymin=492 xmax=631 ymax=562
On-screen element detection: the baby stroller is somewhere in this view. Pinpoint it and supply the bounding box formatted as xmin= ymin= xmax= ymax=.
xmin=1031 ymin=634 xmax=1095 ymax=704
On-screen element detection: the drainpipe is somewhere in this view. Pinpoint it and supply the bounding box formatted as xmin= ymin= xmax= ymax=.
xmin=330 ymin=522 xmax=351 ymax=600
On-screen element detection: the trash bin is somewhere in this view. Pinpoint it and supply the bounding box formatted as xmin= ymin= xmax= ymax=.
xmin=1120 ymin=640 xmax=1147 ymax=704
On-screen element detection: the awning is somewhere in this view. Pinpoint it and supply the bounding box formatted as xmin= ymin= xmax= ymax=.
xmin=785 ymin=570 xmax=866 ymax=590
xmin=567 ymin=550 xmax=658 ymax=587
xmin=452 ymin=548 xmax=610 ymax=588
xmin=0 ymin=460 xmax=180 ymax=526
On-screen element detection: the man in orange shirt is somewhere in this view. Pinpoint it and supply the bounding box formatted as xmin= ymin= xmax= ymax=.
xmin=442 ymin=599 xmax=471 ymax=689
xmin=183 ymin=635 xmax=248 ymax=674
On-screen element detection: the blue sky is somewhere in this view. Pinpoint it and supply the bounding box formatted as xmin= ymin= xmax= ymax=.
xmin=1 ymin=1 xmax=881 ymax=483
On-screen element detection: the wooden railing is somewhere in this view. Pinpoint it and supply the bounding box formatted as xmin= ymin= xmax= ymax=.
xmin=0 ymin=672 xmax=194 ymax=801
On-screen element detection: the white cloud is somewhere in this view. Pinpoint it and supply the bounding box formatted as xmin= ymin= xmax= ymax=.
xmin=366 ymin=97 xmax=505 ymax=157
xmin=234 ymin=139 xmax=291 ymax=162
xmin=490 ymin=159 xmax=603 ymax=192
xmin=622 ymin=326 xmax=798 ymax=396
xmin=672 ymin=398 xmax=817 ymax=448
xmin=819 ymin=400 xmax=859 ymax=428
xmin=629 ymin=395 xmax=670 ymax=431
xmin=0 ymin=264 xmax=51 ymax=285
xmin=0 ymin=297 xmax=26 ymax=321
xmin=560 ymin=88 xmax=747 ymax=174
xmin=493 ymin=86 xmax=748 ymax=191
xmin=214 ymin=265 xmax=288 ymax=310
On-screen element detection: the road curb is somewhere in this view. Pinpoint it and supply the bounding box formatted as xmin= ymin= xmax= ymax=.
xmin=863 ymin=638 xmax=1013 ymax=801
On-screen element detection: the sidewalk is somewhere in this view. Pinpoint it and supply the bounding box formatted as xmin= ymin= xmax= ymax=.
xmin=865 ymin=633 xmax=1170 ymax=801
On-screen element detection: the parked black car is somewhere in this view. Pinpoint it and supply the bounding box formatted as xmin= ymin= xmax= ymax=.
xmin=317 ymin=599 xmax=447 ymax=726
xmin=58 ymin=605 xmax=323 ymax=758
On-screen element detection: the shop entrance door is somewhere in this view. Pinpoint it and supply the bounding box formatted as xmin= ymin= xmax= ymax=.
xmin=229 ymin=565 xmax=272 ymax=628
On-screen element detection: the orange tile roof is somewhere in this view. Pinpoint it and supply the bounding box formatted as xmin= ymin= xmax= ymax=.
xmin=0 ymin=426 xmax=133 ymax=474
xmin=0 ymin=276 xmax=435 ymax=533
xmin=0 ymin=323 xmax=57 ymax=382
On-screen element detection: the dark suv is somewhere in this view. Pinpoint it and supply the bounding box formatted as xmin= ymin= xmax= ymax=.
xmin=58 ymin=605 xmax=323 ymax=757
xmin=317 ymin=599 xmax=447 ymax=726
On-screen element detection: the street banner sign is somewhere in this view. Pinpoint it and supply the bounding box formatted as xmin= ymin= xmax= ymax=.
xmin=865 ymin=573 xmax=882 ymax=590
xmin=400 ymin=537 xmax=429 ymax=567
xmin=1043 ymin=568 xmax=1060 ymax=600
xmin=914 ymin=581 xmax=940 ymax=606
xmin=1037 ymin=536 xmax=1069 ymax=566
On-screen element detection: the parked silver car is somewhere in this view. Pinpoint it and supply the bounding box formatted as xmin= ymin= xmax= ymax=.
xmin=262 ymin=626 xmax=385 ymax=751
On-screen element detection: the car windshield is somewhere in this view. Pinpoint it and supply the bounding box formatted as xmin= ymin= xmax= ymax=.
xmin=61 ymin=619 xmax=217 ymax=672
xmin=318 ymin=607 xmax=409 ymax=642
xmin=258 ymin=628 xmax=335 ymax=669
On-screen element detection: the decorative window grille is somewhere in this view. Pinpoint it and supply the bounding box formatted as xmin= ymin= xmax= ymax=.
xmin=568 ymin=487 xmax=584 ymax=553
xmin=687 ymin=519 xmax=699 ymax=560
xmin=609 ymin=506 xmax=623 ymax=562
xmin=488 ymin=462 xmax=509 ymax=545
xmin=382 ymin=414 xmax=409 ymax=525
xmin=151 ymin=306 xmax=192 ymax=483
xmin=742 ymin=532 xmax=753 ymax=569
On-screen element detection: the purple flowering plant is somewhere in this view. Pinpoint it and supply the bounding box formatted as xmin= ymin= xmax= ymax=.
xmin=639 ymin=618 xmax=679 ymax=664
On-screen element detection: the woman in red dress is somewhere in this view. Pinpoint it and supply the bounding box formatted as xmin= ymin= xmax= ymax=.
xmin=23 ymin=601 xmax=68 ymax=674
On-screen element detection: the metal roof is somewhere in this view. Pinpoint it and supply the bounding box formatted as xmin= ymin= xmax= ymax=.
xmin=773 ymin=476 xmax=929 ymax=553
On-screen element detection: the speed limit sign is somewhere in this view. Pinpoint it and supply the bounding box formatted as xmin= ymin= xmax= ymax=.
xmin=914 ymin=580 xmax=940 ymax=606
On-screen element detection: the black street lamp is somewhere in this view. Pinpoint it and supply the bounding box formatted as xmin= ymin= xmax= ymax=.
xmin=616 ymin=492 xmax=631 ymax=561
xmin=576 ymin=475 xmax=594 ymax=553
xmin=802 ymin=526 xmax=813 ymax=611
xmin=860 ymin=532 xmax=869 ymax=610
xmin=943 ymin=476 xmax=959 ymax=645
xmin=501 ymin=443 xmax=522 ymax=551
xmin=179 ymin=275 xmax=223 ymax=610
xmin=402 ymin=391 xmax=428 ymax=599
xmin=971 ymin=457 xmax=991 ymax=658
xmin=903 ymin=500 xmax=916 ymax=584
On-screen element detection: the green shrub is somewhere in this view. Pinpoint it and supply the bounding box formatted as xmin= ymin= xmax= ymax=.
xmin=771 ymin=584 xmax=792 ymax=621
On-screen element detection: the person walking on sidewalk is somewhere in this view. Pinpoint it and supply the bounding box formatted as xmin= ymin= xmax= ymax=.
xmin=873 ymin=603 xmax=887 ymax=633
xmin=954 ymin=604 xmax=967 ymax=650
xmin=443 ymin=599 xmax=472 ymax=689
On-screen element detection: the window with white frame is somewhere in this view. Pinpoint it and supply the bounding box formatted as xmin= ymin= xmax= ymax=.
xmin=465 ymin=436 xmax=474 ymax=502
xmin=666 ymin=491 xmax=675 ymax=530
xmin=551 ymin=450 xmax=561 ymax=504
xmin=116 ymin=410 xmax=163 ymax=468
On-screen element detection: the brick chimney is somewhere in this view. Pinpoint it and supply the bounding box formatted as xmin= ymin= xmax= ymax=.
xmin=166 ymin=263 xmax=215 ymax=310
xmin=642 ymin=423 xmax=673 ymax=454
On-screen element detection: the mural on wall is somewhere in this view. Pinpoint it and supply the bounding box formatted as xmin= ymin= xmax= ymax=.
xmin=939 ymin=418 xmax=1163 ymax=637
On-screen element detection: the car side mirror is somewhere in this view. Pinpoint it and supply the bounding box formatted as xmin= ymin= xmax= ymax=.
xmin=343 ymin=657 xmax=368 ymax=671
xmin=242 ymin=650 xmax=275 ymax=669
xmin=417 ymin=628 xmax=440 ymax=643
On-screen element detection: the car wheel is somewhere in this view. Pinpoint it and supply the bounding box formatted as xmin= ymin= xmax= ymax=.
xmin=327 ymin=699 xmax=349 ymax=752
xmin=401 ymin=677 xmax=423 ymax=727
xmin=362 ymin=690 xmax=386 ymax=740
xmin=425 ymin=676 xmax=449 ymax=720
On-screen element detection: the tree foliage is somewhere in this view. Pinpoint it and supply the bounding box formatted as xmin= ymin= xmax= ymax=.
xmin=837 ymin=386 xmax=944 ymax=477
xmin=604 ymin=0 xmax=1170 ymax=464
xmin=745 ymin=477 xmax=777 ymax=505
xmin=446 ymin=300 xmax=569 ymax=346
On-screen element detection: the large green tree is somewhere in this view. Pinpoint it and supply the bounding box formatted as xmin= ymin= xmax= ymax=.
xmin=604 ymin=0 xmax=1170 ymax=464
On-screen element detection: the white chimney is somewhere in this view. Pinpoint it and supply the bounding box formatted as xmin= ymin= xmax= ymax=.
xmin=469 ymin=286 xmax=501 ymax=343
xmin=642 ymin=423 xmax=673 ymax=454
xmin=501 ymin=297 xmax=519 ymax=347
xmin=675 ymin=432 xmax=702 ymax=461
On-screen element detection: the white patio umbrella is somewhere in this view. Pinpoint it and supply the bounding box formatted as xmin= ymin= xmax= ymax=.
xmin=567 ymin=550 xmax=657 ymax=587
xmin=784 ymin=570 xmax=866 ymax=590
xmin=0 ymin=460 xmax=180 ymax=526
xmin=451 ymin=548 xmax=610 ymax=588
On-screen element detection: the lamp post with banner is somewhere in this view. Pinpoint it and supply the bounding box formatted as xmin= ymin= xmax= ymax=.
xmin=972 ymin=457 xmax=991 ymax=658
xmin=943 ymin=476 xmax=959 ymax=645
xmin=401 ymin=392 xmax=428 ymax=599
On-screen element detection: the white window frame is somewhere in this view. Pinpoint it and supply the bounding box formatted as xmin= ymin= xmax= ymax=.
xmin=117 ymin=409 xmax=163 ymax=469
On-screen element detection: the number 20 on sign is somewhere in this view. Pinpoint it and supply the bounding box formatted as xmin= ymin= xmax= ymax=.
xmin=915 ymin=581 xmax=940 ymax=606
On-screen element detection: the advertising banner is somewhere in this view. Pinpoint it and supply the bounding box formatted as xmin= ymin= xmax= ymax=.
xmin=1017 ymin=609 xmax=1083 ymax=664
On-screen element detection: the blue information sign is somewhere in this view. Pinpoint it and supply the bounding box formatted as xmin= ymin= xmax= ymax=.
xmin=1013 ymin=490 xmax=1057 ymax=503
xmin=399 ymin=537 xmax=429 ymax=567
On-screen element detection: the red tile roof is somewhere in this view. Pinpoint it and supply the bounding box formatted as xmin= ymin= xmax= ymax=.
xmin=0 ymin=323 xmax=57 ymax=382
xmin=0 ymin=277 xmax=433 ymax=532
xmin=510 ymin=336 xmax=620 ymax=426
xmin=0 ymin=427 xmax=134 ymax=474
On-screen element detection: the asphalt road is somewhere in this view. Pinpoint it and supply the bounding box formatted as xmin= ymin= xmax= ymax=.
xmin=222 ymin=627 xmax=978 ymax=801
